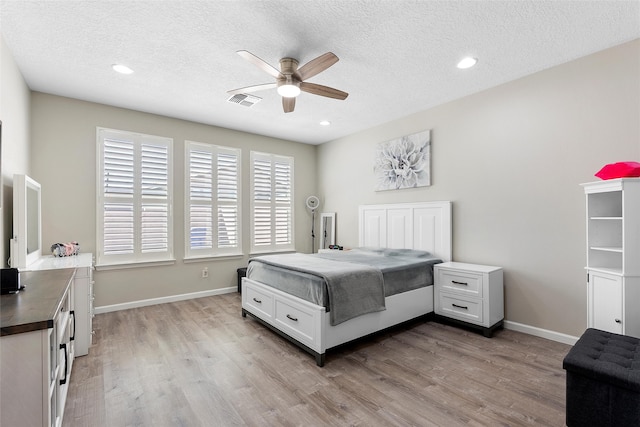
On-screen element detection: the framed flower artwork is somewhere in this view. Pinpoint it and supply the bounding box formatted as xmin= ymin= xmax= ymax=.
xmin=374 ymin=129 xmax=431 ymax=191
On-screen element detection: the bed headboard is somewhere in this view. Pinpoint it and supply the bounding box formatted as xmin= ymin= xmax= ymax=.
xmin=358 ymin=201 xmax=452 ymax=262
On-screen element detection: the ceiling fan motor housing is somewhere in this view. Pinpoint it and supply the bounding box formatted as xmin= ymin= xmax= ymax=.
xmin=279 ymin=57 xmax=299 ymax=75
xmin=278 ymin=58 xmax=301 ymax=94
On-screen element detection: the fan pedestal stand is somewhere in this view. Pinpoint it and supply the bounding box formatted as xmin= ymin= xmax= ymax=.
xmin=306 ymin=195 xmax=320 ymax=254
xmin=311 ymin=209 xmax=315 ymax=253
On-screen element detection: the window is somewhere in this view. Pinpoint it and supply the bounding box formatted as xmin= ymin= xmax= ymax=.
xmin=97 ymin=128 xmax=174 ymax=267
xmin=250 ymin=151 xmax=294 ymax=253
xmin=185 ymin=141 xmax=241 ymax=258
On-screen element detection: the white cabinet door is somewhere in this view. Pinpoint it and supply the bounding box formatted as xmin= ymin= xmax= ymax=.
xmin=73 ymin=267 xmax=93 ymax=356
xmin=589 ymin=271 xmax=623 ymax=334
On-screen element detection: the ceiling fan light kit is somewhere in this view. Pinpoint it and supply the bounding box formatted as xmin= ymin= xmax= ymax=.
xmin=228 ymin=50 xmax=348 ymax=113
xmin=277 ymin=83 xmax=301 ymax=98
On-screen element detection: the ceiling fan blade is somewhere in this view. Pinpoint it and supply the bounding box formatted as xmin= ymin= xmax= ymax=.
xmin=227 ymin=82 xmax=277 ymax=95
xmin=283 ymin=97 xmax=295 ymax=113
xmin=297 ymin=52 xmax=339 ymax=81
xmin=300 ymin=82 xmax=348 ymax=100
xmin=237 ymin=50 xmax=282 ymax=79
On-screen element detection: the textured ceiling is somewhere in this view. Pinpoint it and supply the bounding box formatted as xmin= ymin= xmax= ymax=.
xmin=1 ymin=1 xmax=639 ymax=145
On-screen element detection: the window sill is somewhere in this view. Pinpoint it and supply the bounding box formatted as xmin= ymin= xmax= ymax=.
xmin=183 ymin=253 xmax=244 ymax=263
xmin=249 ymin=249 xmax=297 ymax=257
xmin=95 ymin=259 xmax=176 ymax=271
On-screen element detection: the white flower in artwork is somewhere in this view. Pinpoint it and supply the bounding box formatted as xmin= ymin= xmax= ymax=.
xmin=374 ymin=130 xmax=431 ymax=191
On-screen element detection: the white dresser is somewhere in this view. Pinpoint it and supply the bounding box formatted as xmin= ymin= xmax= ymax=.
xmin=26 ymin=253 xmax=95 ymax=356
xmin=434 ymin=262 xmax=504 ymax=337
xmin=1 ymin=269 xmax=76 ymax=427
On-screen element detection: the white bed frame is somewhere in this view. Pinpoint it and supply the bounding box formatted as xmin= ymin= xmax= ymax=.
xmin=242 ymin=201 xmax=452 ymax=366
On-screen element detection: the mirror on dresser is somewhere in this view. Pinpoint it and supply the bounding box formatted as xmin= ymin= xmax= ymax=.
xmin=10 ymin=174 xmax=42 ymax=269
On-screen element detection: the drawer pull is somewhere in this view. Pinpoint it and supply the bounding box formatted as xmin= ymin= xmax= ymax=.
xmin=452 ymin=280 xmax=468 ymax=286
xmin=452 ymin=303 xmax=468 ymax=310
xmin=60 ymin=343 xmax=68 ymax=385
xmin=252 ymin=297 xmax=262 ymax=304
xmin=286 ymin=314 xmax=298 ymax=322
xmin=70 ymin=310 xmax=76 ymax=341
xmin=615 ymin=319 xmax=622 ymax=324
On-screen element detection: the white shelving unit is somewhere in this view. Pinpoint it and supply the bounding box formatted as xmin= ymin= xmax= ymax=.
xmin=582 ymin=178 xmax=640 ymax=337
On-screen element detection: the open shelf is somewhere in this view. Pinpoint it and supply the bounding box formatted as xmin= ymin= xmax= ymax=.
xmin=590 ymin=246 xmax=623 ymax=253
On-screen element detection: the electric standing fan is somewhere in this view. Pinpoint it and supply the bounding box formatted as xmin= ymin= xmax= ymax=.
xmin=306 ymin=196 xmax=320 ymax=253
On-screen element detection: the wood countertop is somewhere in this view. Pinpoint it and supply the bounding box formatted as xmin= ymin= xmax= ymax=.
xmin=1 ymin=268 xmax=75 ymax=336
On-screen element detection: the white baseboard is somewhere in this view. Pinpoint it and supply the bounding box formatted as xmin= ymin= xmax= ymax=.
xmin=504 ymin=320 xmax=579 ymax=346
xmin=95 ymin=287 xmax=237 ymax=314
xmin=95 ymin=291 xmax=580 ymax=346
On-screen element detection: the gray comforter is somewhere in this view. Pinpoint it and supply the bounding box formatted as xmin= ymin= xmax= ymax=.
xmin=247 ymin=249 xmax=442 ymax=326
xmin=248 ymin=253 xmax=385 ymax=326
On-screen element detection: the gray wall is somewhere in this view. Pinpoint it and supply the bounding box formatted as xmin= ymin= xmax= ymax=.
xmin=0 ymin=35 xmax=31 ymax=268
xmin=30 ymin=93 xmax=317 ymax=307
xmin=317 ymin=39 xmax=640 ymax=337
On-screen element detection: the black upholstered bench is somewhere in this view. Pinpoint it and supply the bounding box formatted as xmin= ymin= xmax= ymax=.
xmin=563 ymin=328 xmax=640 ymax=427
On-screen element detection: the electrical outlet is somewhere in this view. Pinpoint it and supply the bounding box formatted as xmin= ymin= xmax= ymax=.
xmin=202 ymin=267 xmax=208 ymax=278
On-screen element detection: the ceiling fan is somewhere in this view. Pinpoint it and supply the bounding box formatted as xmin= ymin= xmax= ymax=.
xmin=228 ymin=50 xmax=349 ymax=113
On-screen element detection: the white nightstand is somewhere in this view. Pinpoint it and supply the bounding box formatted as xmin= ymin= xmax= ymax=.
xmin=434 ymin=262 xmax=504 ymax=337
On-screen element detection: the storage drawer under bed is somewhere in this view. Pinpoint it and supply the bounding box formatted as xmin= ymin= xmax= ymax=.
xmin=242 ymin=278 xmax=323 ymax=352
xmin=274 ymin=299 xmax=316 ymax=344
xmin=244 ymin=283 xmax=274 ymax=321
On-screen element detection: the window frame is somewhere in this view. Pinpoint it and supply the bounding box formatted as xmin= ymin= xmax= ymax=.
xmin=250 ymin=151 xmax=295 ymax=254
xmin=184 ymin=141 xmax=242 ymax=260
xmin=96 ymin=127 xmax=174 ymax=268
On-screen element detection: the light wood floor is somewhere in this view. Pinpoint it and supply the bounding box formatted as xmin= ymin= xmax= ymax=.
xmin=65 ymin=293 xmax=570 ymax=426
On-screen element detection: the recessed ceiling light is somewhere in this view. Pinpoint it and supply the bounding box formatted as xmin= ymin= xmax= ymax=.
xmin=112 ymin=64 xmax=134 ymax=74
xmin=457 ymin=57 xmax=478 ymax=69
xmin=319 ymin=120 xmax=331 ymax=126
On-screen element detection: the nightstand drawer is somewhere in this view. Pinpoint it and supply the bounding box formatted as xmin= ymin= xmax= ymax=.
xmin=438 ymin=294 xmax=483 ymax=324
xmin=437 ymin=269 xmax=483 ymax=297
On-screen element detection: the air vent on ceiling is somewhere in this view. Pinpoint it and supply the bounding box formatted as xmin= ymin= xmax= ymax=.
xmin=227 ymin=93 xmax=262 ymax=107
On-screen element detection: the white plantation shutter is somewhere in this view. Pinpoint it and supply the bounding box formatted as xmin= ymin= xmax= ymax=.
xmin=141 ymin=143 xmax=169 ymax=253
xmin=185 ymin=142 xmax=241 ymax=258
xmin=250 ymin=151 xmax=294 ymax=253
xmin=103 ymin=138 xmax=135 ymax=255
xmin=274 ymin=160 xmax=292 ymax=245
xmin=97 ymin=128 xmax=173 ymax=266
xmin=252 ymin=157 xmax=272 ymax=247
xmin=217 ymin=152 xmax=240 ymax=249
